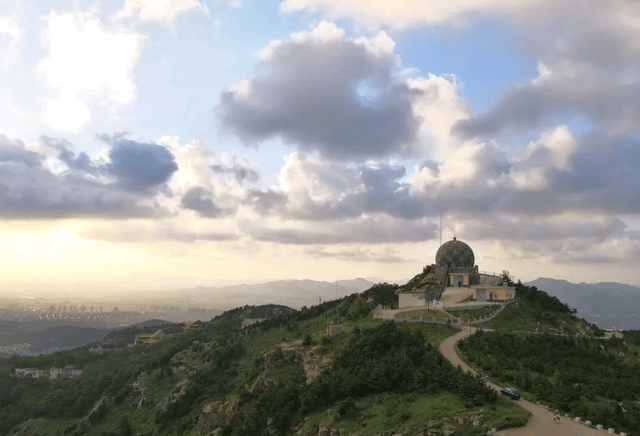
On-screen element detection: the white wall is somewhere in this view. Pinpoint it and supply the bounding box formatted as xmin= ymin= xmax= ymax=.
xmin=398 ymin=293 xmax=426 ymax=309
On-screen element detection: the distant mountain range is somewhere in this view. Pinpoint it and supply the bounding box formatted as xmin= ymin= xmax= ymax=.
xmin=171 ymin=278 xmax=376 ymax=310
xmin=525 ymin=277 xmax=640 ymax=330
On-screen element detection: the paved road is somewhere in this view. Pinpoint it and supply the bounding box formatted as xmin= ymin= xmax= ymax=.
xmin=438 ymin=328 xmax=616 ymax=436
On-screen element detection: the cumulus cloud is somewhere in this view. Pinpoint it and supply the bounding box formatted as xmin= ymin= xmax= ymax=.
xmin=217 ymin=21 xmax=424 ymax=160
xmin=105 ymin=139 xmax=178 ymax=192
xmin=0 ymin=15 xmax=21 ymax=66
xmin=38 ymin=8 xmax=143 ymax=132
xmin=181 ymin=187 xmax=222 ymax=217
xmin=116 ymin=0 xmax=209 ymax=26
xmin=0 ymin=135 xmax=41 ymax=167
xmin=158 ymin=136 xmax=259 ymax=218
xmin=0 ymin=134 xmax=178 ymax=219
xmin=411 ymin=127 xmax=640 ymax=217
xmin=281 ymin=2 xmax=640 ymax=145
xmin=266 ymin=152 xmax=431 ymax=221
xmin=453 ymin=78 xmax=640 ymax=138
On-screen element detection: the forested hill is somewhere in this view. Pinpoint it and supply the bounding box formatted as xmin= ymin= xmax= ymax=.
xmin=0 ymin=287 xmax=520 ymax=436
xmin=1 ymin=281 xmax=637 ymax=436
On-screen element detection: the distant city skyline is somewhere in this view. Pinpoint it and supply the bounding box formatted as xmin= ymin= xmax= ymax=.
xmin=1 ymin=0 xmax=639 ymax=293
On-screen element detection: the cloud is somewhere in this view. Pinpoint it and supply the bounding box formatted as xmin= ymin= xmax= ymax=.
xmin=217 ymin=21 xmax=423 ymax=160
xmin=181 ymin=187 xmax=222 ymax=217
xmin=105 ymin=139 xmax=178 ymax=192
xmin=0 ymin=135 xmax=42 ymax=167
xmin=408 ymin=125 xmax=640 ymax=217
xmin=460 ymin=214 xmax=626 ymax=242
xmin=0 ymin=15 xmax=21 ymax=66
xmin=279 ymin=0 xmax=554 ymax=29
xmin=211 ymin=158 xmax=259 ymax=183
xmin=158 ymin=136 xmax=260 ymax=217
xmin=116 ymin=0 xmax=209 ymax=26
xmin=38 ymin=8 xmax=143 ymax=132
xmin=240 ymin=214 xmax=437 ymax=244
xmin=304 ymin=246 xmax=406 ymax=263
xmin=453 ymin=78 xmax=640 ymax=139
xmin=0 ymin=134 xmax=179 ymax=219
xmin=267 ymin=153 xmax=431 ymax=221
xmin=81 ymin=221 xmax=238 ymax=243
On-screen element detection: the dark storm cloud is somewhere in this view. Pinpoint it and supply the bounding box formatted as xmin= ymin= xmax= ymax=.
xmin=181 ymin=187 xmax=222 ymax=217
xmin=216 ymin=28 xmax=421 ymax=160
xmin=106 ymin=139 xmax=178 ymax=192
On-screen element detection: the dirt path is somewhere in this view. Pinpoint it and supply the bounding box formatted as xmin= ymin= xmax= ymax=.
xmin=439 ymin=328 xmax=616 ymax=436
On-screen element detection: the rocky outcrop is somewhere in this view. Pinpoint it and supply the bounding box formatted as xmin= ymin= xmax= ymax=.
xmin=249 ymin=372 xmax=276 ymax=394
xmin=170 ymin=341 xmax=216 ymax=374
xmin=198 ymin=404 xmax=221 ymax=435
xmin=160 ymin=379 xmax=188 ymax=412
xmin=197 ymin=398 xmax=243 ymax=436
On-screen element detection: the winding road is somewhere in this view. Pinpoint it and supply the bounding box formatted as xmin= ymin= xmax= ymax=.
xmin=438 ymin=328 xmax=618 ymax=436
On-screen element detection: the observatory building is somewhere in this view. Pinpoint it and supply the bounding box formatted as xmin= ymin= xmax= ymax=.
xmin=397 ymin=238 xmax=515 ymax=308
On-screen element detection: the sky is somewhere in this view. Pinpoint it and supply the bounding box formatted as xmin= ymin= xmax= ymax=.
xmin=1 ymin=0 xmax=640 ymax=294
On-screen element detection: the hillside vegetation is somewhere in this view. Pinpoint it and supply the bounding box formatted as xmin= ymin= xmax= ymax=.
xmin=0 ymin=291 xmax=525 ymax=436
xmin=458 ymin=282 xmax=640 ymax=435
xmin=482 ymin=281 xmax=604 ymax=336
xmin=3 ymin=280 xmax=636 ymax=436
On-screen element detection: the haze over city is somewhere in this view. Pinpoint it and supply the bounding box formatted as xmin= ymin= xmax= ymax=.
xmin=1 ymin=0 xmax=639 ymax=297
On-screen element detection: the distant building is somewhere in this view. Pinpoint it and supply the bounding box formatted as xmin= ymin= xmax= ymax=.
xmin=14 ymin=366 xmax=83 ymax=379
xmin=134 ymin=329 xmax=166 ymax=345
xmin=183 ymin=320 xmax=204 ymax=333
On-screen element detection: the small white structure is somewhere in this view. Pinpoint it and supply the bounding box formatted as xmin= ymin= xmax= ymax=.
xmin=326 ymin=321 xmax=341 ymax=338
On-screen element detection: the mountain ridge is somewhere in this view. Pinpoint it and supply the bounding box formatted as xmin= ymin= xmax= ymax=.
xmin=525 ymin=277 xmax=640 ymax=329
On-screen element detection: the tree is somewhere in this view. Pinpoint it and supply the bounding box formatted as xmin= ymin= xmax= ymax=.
xmin=501 ymin=270 xmax=513 ymax=285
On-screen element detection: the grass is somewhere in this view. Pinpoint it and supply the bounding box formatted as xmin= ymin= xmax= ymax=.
xmin=397 ymin=322 xmax=457 ymax=347
xmin=298 ymin=391 xmax=530 ymax=436
xmin=482 ymin=301 xmax=586 ymax=334
xmin=447 ymin=306 xmax=498 ymax=321
xmin=393 ymin=308 xmax=449 ymax=320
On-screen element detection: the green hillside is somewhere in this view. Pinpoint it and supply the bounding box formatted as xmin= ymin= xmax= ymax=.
xmin=458 ymin=282 xmax=640 ymax=436
xmin=0 ymin=291 xmax=526 ymax=436
xmin=2 ymin=280 xmax=636 ymax=436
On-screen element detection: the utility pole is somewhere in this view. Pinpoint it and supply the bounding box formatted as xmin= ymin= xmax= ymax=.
xmin=440 ymin=212 xmax=442 ymax=246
